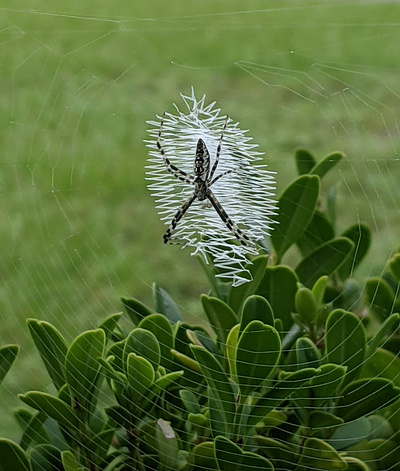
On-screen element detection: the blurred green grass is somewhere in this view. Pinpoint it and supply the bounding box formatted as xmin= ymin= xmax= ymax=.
xmin=0 ymin=0 xmax=399 ymax=438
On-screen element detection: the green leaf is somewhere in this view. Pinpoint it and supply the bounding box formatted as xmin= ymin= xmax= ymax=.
xmin=255 ymin=265 xmax=298 ymax=330
xmin=98 ymin=313 xmax=122 ymax=340
xmin=309 ymin=364 xmax=347 ymax=407
xmin=228 ymin=255 xmax=269 ymax=311
xmin=214 ymin=435 xmax=273 ymax=471
xmin=192 ymin=441 xmax=217 ymax=470
xmin=124 ymin=328 xmax=160 ymax=372
xmin=328 ymin=417 xmax=370 ymax=451
xmin=297 ymin=437 xmax=347 ymax=470
xmin=240 ymin=295 xmax=274 ymax=334
xmin=360 ymin=348 xmax=400 ymax=388
xmin=312 ymin=275 xmax=328 ymax=305
xmin=295 ymin=148 xmax=316 ymax=175
xmin=201 ymin=295 xmax=238 ymax=344
xmin=389 ymin=253 xmax=400 ymax=282
xmin=253 ymin=436 xmax=298 ymax=468
xmin=121 ymin=296 xmax=153 ymax=325
xmin=65 ymin=329 xmax=105 ymax=417
xmin=0 ymin=345 xmax=18 ymax=386
xmin=153 ymin=370 xmax=184 ymax=391
xmin=295 ymin=287 xmax=318 ymax=325
xmin=325 ymin=309 xmax=366 ymax=386
xmin=236 ymin=321 xmax=281 ymax=396
xmin=61 ymin=450 xmax=80 ymax=471
xmin=308 ymin=411 xmax=343 ymax=430
xmin=179 ymin=390 xmax=201 ymax=414
xmin=296 ymin=337 xmax=321 ymax=369
xmin=191 ymin=346 xmax=236 ymax=437
xmin=30 ymin=444 xmax=62 ymax=471
xmin=338 ymin=224 xmax=371 ymax=280
xmin=126 ymin=353 xmax=154 ymax=399
xmin=295 ymin=237 xmax=354 ymax=288
xmin=155 ymin=419 xmax=179 ymax=469
xmin=19 ymin=392 xmax=79 ymax=430
xmin=310 ymin=151 xmax=343 ymax=178
xmin=27 ymin=319 xmax=67 ymax=391
xmin=365 ymin=277 xmax=395 ymax=321
xmin=365 ymin=313 xmax=400 ymax=359
xmin=139 ymin=314 xmax=174 ymax=368
xmin=271 ymin=174 xmax=320 ymax=261
xmin=226 ymin=324 xmax=240 ymax=381
xmin=297 ymin=210 xmax=335 ymax=256
xmin=248 ymin=368 xmax=318 ymax=427
xmin=336 ymin=378 xmax=400 ymax=422
xmin=19 ymin=412 xmax=50 ymax=450
xmin=153 ymin=283 xmax=183 ymax=323
xmin=0 ymin=439 xmax=30 ymax=471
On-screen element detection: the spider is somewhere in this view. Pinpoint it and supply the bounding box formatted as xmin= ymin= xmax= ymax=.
xmin=156 ymin=115 xmax=253 ymax=246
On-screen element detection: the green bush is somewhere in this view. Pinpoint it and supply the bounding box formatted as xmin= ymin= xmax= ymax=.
xmin=1 ymin=149 xmax=400 ymax=470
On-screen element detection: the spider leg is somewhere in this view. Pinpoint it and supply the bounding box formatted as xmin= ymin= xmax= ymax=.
xmin=157 ymin=114 xmax=194 ymax=185
xmin=163 ymin=192 xmax=197 ymax=244
xmin=207 ymin=190 xmax=253 ymax=246
xmin=210 ymin=168 xmax=236 ymax=186
xmin=208 ymin=117 xmax=228 ymax=182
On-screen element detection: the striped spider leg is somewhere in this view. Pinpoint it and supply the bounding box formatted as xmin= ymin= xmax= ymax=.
xmin=157 ymin=116 xmax=252 ymax=246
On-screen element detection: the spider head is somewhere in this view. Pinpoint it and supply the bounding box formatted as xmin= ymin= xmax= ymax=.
xmin=194 ymin=139 xmax=210 ymax=181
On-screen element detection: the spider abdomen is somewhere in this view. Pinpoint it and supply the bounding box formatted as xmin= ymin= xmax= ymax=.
xmin=194 ymin=139 xmax=210 ymax=181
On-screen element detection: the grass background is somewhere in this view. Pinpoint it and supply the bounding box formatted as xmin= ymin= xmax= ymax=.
xmin=0 ymin=0 xmax=399 ymax=438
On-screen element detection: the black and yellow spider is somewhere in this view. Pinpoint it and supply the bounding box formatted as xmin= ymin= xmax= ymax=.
xmin=156 ymin=115 xmax=252 ymax=246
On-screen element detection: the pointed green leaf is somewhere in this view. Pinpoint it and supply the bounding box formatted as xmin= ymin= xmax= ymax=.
xmin=19 ymin=412 xmax=50 ymax=450
xmin=297 ymin=210 xmax=335 ymax=256
xmin=228 ymin=255 xmax=269 ymax=310
xmin=389 ymin=253 xmax=400 ymax=282
xmin=179 ymin=390 xmax=201 ymax=414
xmin=338 ymin=224 xmax=371 ymax=280
xmin=310 ymin=151 xmax=343 ymax=178
xmin=272 ymin=175 xmax=320 ymax=261
xmin=124 ymin=328 xmax=160 ymax=372
xmin=98 ymin=313 xmax=122 ymax=340
xmin=139 ymin=314 xmax=174 ymax=368
xmin=248 ymin=368 xmax=318 ymax=427
xmin=214 ymin=436 xmax=273 ymax=471
xmin=309 ymin=364 xmax=347 ymax=407
xmin=153 ymin=370 xmax=184 ymax=391
xmin=0 ymin=439 xmax=30 ymax=471
xmin=19 ymin=392 xmax=79 ymax=430
xmin=365 ymin=313 xmax=400 ymax=359
xmin=328 ymin=417 xmax=370 ymax=451
xmin=27 ymin=319 xmax=67 ymax=391
xmin=295 ymin=148 xmax=316 ymax=175
xmin=295 ymin=237 xmax=354 ymax=288
xmin=30 ymin=444 xmax=62 ymax=470
xmin=255 ymin=265 xmax=298 ymax=330
xmin=191 ymin=346 xmax=236 ymax=436
xmin=296 ymin=337 xmax=321 ymax=369
xmin=240 ymin=295 xmax=274 ymax=334
xmin=297 ymin=437 xmax=347 ymax=470
xmin=337 ymin=378 xmax=400 ymax=422
xmin=153 ymin=283 xmax=183 ymax=323
xmin=201 ymin=295 xmax=238 ymax=343
xmin=121 ymin=296 xmax=153 ymax=325
xmin=226 ymin=324 xmax=240 ymax=381
xmin=0 ymin=345 xmax=18 ymax=386
xmin=365 ymin=277 xmax=395 ymax=321
xmin=65 ymin=329 xmax=105 ymax=417
xmin=236 ymin=321 xmax=281 ymax=396
xmin=325 ymin=309 xmax=366 ymax=386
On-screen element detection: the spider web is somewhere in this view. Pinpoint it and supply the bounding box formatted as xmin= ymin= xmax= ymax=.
xmin=0 ymin=0 xmax=399 ymax=467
